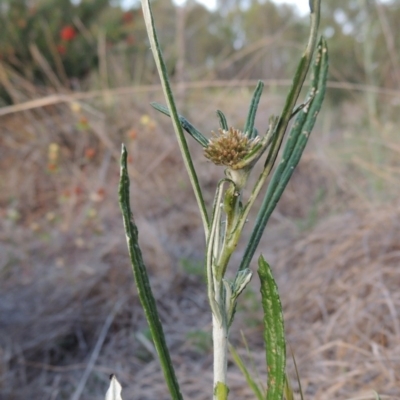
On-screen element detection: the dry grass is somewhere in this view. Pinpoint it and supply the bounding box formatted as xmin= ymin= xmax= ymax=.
xmin=1 ymin=84 xmax=399 ymax=400
xmin=280 ymin=206 xmax=400 ymax=399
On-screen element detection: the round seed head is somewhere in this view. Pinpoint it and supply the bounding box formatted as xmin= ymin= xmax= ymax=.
xmin=204 ymin=127 xmax=260 ymax=169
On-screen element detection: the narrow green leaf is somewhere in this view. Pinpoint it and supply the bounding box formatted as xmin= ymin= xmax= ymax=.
xmin=227 ymin=269 xmax=253 ymax=326
xmin=258 ymin=256 xmax=286 ymax=400
xmin=216 ymin=110 xmax=229 ymax=131
xmin=151 ymin=102 xmax=209 ymax=147
xmin=141 ymin=0 xmax=209 ymax=236
xmin=243 ymin=81 xmax=264 ymax=138
xmin=119 ymin=145 xmax=183 ymax=400
xmin=214 ymin=382 xmax=229 ymax=400
xmin=206 ymin=179 xmax=231 ymax=323
xmin=259 ymin=37 xmax=328 ymax=216
xmin=229 ymin=344 xmax=264 ymax=400
xmin=283 ymin=374 xmax=294 ymax=400
xmin=239 ymin=36 xmax=328 ymax=272
xmin=290 ymin=349 xmax=304 ymax=400
xmin=263 ymin=0 xmax=320 ymax=172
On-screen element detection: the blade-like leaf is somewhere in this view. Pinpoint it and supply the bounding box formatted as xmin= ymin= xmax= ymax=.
xmin=216 ymin=110 xmax=229 ymax=131
xmin=151 ymin=102 xmax=209 ymax=147
xmin=119 ymin=145 xmax=183 ymax=400
xmin=290 ymin=348 xmax=304 ymax=400
xmin=243 ymin=81 xmax=264 ymax=138
xmin=239 ymin=36 xmax=328 ymax=272
xmin=283 ymin=374 xmax=294 ymax=400
xmin=258 ymin=256 xmax=286 ymax=400
xmin=105 ymin=375 xmax=123 ymax=400
xmin=263 ymin=0 xmax=321 ymax=172
xmin=259 ymin=37 xmax=328 ymax=215
xmin=229 ymin=344 xmax=264 ymax=400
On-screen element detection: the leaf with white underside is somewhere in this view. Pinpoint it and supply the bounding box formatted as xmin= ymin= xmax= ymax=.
xmin=105 ymin=375 xmax=122 ymax=400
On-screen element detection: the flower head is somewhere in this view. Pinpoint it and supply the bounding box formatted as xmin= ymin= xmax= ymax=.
xmin=204 ymin=127 xmax=260 ymax=170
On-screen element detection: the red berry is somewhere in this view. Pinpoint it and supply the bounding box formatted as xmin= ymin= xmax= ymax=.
xmin=60 ymin=26 xmax=77 ymax=41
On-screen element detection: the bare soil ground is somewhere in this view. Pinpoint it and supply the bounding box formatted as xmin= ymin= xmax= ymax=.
xmin=1 ymin=87 xmax=399 ymax=399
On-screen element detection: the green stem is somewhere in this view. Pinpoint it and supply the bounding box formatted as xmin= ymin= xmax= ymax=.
xmin=141 ymin=0 xmax=209 ymax=236
xmin=206 ymin=180 xmax=231 ymax=397
xmin=206 ymin=180 xmax=223 ymax=322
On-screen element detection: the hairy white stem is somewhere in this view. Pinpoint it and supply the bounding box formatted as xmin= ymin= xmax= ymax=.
xmin=213 ymin=313 xmax=228 ymax=397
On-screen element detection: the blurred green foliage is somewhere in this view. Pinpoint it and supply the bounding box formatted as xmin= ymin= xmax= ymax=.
xmin=1 ymin=0 xmax=400 ymax=108
xmin=0 ymin=0 xmax=121 ymax=80
xmin=179 ymin=258 xmax=206 ymax=280
xmin=0 ymin=0 xmax=157 ymax=103
xmin=186 ymin=329 xmax=212 ymax=353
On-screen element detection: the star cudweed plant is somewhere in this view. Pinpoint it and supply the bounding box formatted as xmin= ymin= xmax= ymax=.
xmin=114 ymin=0 xmax=328 ymax=399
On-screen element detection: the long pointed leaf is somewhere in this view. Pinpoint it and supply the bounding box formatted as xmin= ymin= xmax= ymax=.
xmin=119 ymin=145 xmax=183 ymax=400
xmin=151 ymin=102 xmax=209 ymax=147
xmin=259 ymin=37 xmax=328 ymax=216
xmin=239 ymin=36 xmax=328 ymax=272
xmin=283 ymin=374 xmax=294 ymax=400
xmin=290 ymin=348 xmax=304 ymax=400
xmin=229 ymin=344 xmax=264 ymax=400
xmin=243 ymin=81 xmax=264 ymax=138
xmin=216 ymin=110 xmax=229 ymax=131
xmin=263 ymin=0 xmax=321 ymax=172
xmin=258 ymin=256 xmax=286 ymax=400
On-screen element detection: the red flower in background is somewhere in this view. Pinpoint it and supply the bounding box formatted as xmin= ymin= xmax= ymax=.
xmin=60 ymin=25 xmax=77 ymax=41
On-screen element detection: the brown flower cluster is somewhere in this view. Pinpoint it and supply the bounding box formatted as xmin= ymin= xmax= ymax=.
xmin=204 ymin=127 xmax=260 ymax=169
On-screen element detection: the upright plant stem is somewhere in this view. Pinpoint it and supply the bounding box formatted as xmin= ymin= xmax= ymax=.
xmin=135 ymin=1 xmax=327 ymax=399
xmin=212 ymin=313 xmax=228 ymax=394
xmin=141 ymin=0 xmax=209 ymax=236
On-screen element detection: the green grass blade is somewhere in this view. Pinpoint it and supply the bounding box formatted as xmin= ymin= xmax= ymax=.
xmin=151 ymin=102 xmax=209 ymax=147
xmin=258 ymin=256 xmax=286 ymax=400
xmin=283 ymin=374 xmax=294 ymax=400
xmin=229 ymin=344 xmax=264 ymax=400
xmin=240 ymin=330 xmax=266 ymax=393
xmin=119 ymin=145 xmax=183 ymax=400
xmin=141 ymin=0 xmax=209 ymax=235
xmin=216 ymin=110 xmax=229 ymax=131
xmin=243 ymin=81 xmax=264 ymax=138
xmin=290 ymin=348 xmax=304 ymax=400
xmin=239 ymin=36 xmax=328 ymax=272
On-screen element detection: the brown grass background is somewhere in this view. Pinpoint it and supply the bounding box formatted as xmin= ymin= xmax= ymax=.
xmin=1 ymin=76 xmax=400 ymax=400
